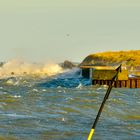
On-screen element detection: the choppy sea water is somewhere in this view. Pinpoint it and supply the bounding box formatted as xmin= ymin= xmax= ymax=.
xmin=0 ymin=69 xmax=140 ymax=140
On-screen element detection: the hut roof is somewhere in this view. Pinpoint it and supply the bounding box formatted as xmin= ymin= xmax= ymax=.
xmin=80 ymin=65 xmax=117 ymax=70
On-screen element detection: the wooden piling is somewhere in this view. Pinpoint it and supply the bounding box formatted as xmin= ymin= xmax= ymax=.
xmin=92 ymin=78 xmax=140 ymax=88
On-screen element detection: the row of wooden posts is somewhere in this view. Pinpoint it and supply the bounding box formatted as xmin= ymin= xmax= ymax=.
xmin=92 ymin=78 xmax=140 ymax=88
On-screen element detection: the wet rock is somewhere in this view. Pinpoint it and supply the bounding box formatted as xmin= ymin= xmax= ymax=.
xmin=60 ymin=60 xmax=77 ymax=69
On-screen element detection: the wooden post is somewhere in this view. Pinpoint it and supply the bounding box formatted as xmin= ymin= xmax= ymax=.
xmin=137 ymin=79 xmax=140 ymax=88
xmin=135 ymin=80 xmax=137 ymax=88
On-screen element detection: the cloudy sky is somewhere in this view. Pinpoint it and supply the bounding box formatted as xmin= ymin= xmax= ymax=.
xmin=0 ymin=0 xmax=140 ymax=62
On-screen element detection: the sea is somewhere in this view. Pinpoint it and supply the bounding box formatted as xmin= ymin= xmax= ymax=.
xmin=0 ymin=60 xmax=140 ymax=140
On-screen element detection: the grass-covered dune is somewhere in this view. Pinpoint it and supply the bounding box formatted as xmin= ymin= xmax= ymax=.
xmin=81 ymin=50 xmax=140 ymax=67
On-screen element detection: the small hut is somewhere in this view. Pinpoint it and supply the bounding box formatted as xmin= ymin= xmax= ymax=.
xmin=80 ymin=65 xmax=128 ymax=80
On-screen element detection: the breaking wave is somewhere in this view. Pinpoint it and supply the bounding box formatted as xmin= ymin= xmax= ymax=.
xmin=0 ymin=59 xmax=63 ymax=78
xmin=38 ymin=68 xmax=91 ymax=88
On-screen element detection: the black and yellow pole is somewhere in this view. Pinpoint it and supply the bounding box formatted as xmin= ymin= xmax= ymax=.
xmin=87 ymin=64 xmax=122 ymax=140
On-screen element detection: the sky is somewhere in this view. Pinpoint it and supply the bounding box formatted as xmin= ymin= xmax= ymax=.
xmin=0 ymin=0 xmax=140 ymax=63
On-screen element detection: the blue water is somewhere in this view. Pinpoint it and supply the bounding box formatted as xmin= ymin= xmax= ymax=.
xmin=0 ymin=69 xmax=140 ymax=140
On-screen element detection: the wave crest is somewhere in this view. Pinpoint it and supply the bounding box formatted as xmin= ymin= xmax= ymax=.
xmin=0 ymin=59 xmax=63 ymax=78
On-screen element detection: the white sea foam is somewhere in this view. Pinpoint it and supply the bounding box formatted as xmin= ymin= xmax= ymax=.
xmin=13 ymin=95 xmax=21 ymax=98
xmin=0 ymin=59 xmax=63 ymax=78
xmin=32 ymin=88 xmax=38 ymax=92
xmin=42 ymin=89 xmax=46 ymax=92
xmin=76 ymin=83 xmax=82 ymax=89
xmin=1 ymin=113 xmax=33 ymax=118
xmin=62 ymin=117 xmax=65 ymax=122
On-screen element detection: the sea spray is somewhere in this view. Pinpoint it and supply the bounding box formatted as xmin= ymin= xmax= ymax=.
xmin=0 ymin=59 xmax=63 ymax=78
xmin=0 ymin=64 xmax=139 ymax=140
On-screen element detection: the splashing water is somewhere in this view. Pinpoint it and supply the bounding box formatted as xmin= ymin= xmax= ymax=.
xmin=0 ymin=63 xmax=139 ymax=140
xmin=0 ymin=59 xmax=63 ymax=78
